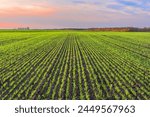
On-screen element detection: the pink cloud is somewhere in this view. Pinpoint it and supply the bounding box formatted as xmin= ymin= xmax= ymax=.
xmin=0 ymin=6 xmax=56 ymax=17
xmin=0 ymin=22 xmax=38 ymax=28
xmin=0 ymin=22 xmax=24 ymax=28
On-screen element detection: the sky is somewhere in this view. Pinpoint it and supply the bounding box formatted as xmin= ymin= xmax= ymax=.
xmin=0 ymin=0 xmax=150 ymax=29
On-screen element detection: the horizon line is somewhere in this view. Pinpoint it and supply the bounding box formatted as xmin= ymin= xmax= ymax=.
xmin=0 ymin=26 xmax=150 ymax=30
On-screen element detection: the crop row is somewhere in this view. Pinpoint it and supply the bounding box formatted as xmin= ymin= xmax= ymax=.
xmin=0 ymin=31 xmax=149 ymax=100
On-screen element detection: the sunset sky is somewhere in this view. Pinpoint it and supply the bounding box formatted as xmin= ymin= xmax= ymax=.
xmin=0 ymin=0 xmax=150 ymax=29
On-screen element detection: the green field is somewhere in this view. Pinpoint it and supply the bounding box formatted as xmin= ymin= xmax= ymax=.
xmin=0 ymin=31 xmax=150 ymax=100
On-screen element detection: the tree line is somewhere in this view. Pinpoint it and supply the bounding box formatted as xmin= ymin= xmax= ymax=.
xmin=88 ymin=27 xmax=150 ymax=32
